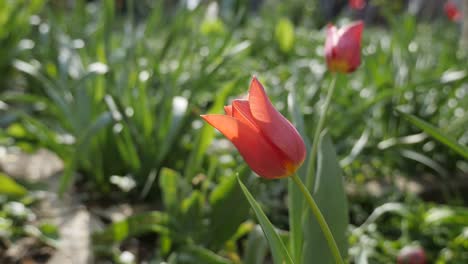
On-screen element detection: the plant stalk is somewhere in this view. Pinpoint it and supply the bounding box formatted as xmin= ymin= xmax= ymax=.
xmin=306 ymin=73 xmax=338 ymax=190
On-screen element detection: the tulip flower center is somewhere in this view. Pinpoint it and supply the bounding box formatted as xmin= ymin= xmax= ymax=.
xmin=283 ymin=160 xmax=300 ymax=177
xmin=328 ymin=59 xmax=351 ymax=73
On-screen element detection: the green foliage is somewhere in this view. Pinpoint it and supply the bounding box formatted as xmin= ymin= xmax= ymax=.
xmin=302 ymin=132 xmax=349 ymax=264
xmin=93 ymin=211 xmax=170 ymax=245
xmin=2 ymin=0 xmax=251 ymax=198
xmin=275 ymin=18 xmax=295 ymax=54
xmin=397 ymin=110 xmax=468 ymax=160
xmin=184 ymin=81 xmax=238 ymax=181
xmin=207 ymin=167 xmax=250 ymax=248
xmin=0 ymin=177 xmax=59 ymax=256
xmin=349 ymin=201 xmax=468 ymax=263
xmin=238 ymin=177 xmax=294 ymax=264
xmin=0 ymin=0 xmax=45 ymax=87
xmin=243 ymin=225 xmax=269 ymax=264
xmin=93 ymin=167 xmax=251 ymax=262
xmin=0 ymin=173 xmax=27 ymax=197
xmin=1 ymin=0 xmax=467 ymax=263
xmin=286 ymin=86 xmax=309 ymax=263
xmin=3 ymin=0 xmax=465 ymax=197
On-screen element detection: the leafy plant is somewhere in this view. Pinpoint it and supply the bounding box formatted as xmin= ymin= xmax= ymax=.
xmin=349 ymin=200 xmax=468 ymax=263
xmin=0 ymin=0 xmax=45 ymax=89
xmin=0 ymin=173 xmax=59 ymax=262
xmin=93 ymin=167 xmax=251 ymax=263
xmin=3 ymin=0 xmax=251 ymax=198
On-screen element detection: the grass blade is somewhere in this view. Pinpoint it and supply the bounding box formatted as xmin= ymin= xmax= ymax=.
xmin=397 ymin=110 xmax=468 ymax=159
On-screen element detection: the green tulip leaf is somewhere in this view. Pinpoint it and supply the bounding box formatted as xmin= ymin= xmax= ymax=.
xmin=238 ymin=177 xmax=294 ymax=264
xmin=302 ymin=132 xmax=348 ymax=264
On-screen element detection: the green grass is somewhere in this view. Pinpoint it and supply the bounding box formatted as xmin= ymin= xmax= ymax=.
xmin=0 ymin=0 xmax=467 ymax=263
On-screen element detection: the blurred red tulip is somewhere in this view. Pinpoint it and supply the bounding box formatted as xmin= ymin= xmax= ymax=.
xmin=397 ymin=245 xmax=427 ymax=264
xmin=325 ymin=21 xmax=364 ymax=74
xmin=444 ymin=1 xmax=462 ymax=22
xmin=349 ymin=0 xmax=366 ymax=10
xmin=201 ymin=77 xmax=306 ymax=179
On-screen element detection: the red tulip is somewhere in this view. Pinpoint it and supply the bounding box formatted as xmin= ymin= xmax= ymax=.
xmin=444 ymin=1 xmax=461 ymax=22
xmin=325 ymin=21 xmax=364 ymax=74
xmin=349 ymin=0 xmax=366 ymax=10
xmin=397 ymin=245 xmax=427 ymax=264
xmin=201 ymin=77 xmax=306 ymax=179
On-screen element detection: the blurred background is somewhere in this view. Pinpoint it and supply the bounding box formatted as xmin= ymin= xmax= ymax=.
xmin=0 ymin=0 xmax=467 ymax=263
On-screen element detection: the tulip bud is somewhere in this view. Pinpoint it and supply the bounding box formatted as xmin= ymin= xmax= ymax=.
xmin=324 ymin=21 xmax=364 ymax=74
xmin=201 ymin=77 xmax=306 ymax=179
xmin=397 ymin=245 xmax=427 ymax=264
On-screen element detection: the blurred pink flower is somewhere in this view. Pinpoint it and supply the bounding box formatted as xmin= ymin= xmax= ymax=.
xmin=349 ymin=0 xmax=366 ymax=10
xmin=397 ymin=245 xmax=427 ymax=264
xmin=325 ymin=21 xmax=364 ymax=74
xmin=444 ymin=1 xmax=462 ymax=22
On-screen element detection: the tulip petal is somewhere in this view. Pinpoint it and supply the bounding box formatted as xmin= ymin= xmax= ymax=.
xmin=326 ymin=21 xmax=363 ymax=73
xmin=338 ymin=21 xmax=363 ymax=44
xmin=325 ymin=24 xmax=338 ymax=50
xmin=231 ymin=100 xmax=259 ymax=131
xmin=336 ymin=21 xmax=363 ymax=71
xmin=325 ymin=24 xmax=341 ymax=71
xmin=247 ymin=78 xmax=306 ymax=165
xmin=201 ymin=114 xmax=290 ymax=179
xmin=224 ymin=105 xmax=233 ymax=116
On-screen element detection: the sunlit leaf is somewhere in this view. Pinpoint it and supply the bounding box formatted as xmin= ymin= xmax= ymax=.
xmin=0 ymin=173 xmax=27 ymax=197
xmin=159 ymin=168 xmax=181 ymax=213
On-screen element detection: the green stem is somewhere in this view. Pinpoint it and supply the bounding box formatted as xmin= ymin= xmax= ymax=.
xmin=291 ymin=174 xmax=344 ymax=264
xmin=305 ymin=74 xmax=338 ymax=190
